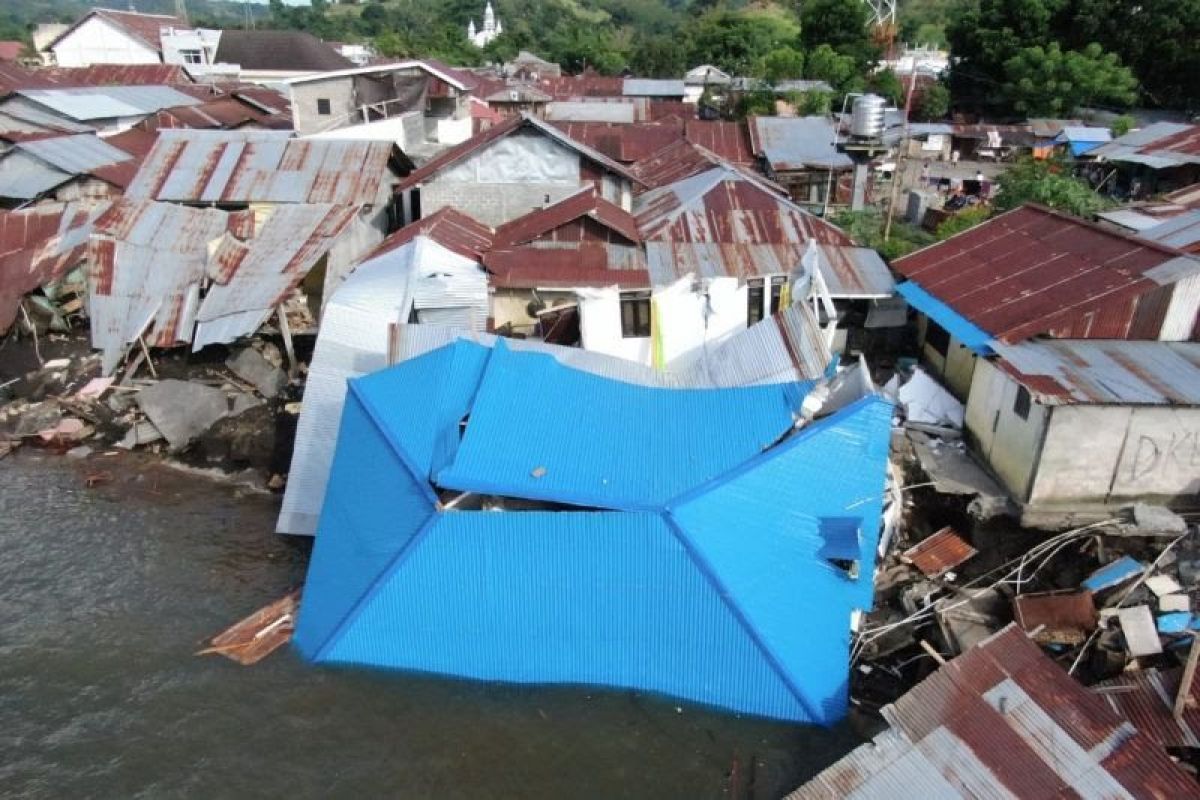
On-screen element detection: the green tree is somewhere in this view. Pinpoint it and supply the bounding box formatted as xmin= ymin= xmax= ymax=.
xmin=688 ymin=9 xmax=800 ymax=76
xmin=936 ymin=207 xmax=992 ymax=240
xmin=1110 ymin=114 xmax=1134 ymax=137
xmin=993 ymin=158 xmax=1112 ymax=216
xmin=799 ymin=0 xmax=878 ymax=69
xmin=1002 ymin=42 xmax=1137 ymax=116
xmin=868 ymin=68 xmax=904 ymax=106
xmin=806 ymin=44 xmax=862 ymax=94
xmin=631 ymin=34 xmax=688 ymax=78
xmin=912 ymin=83 xmax=950 ymax=121
xmin=758 ymin=47 xmax=805 ymax=85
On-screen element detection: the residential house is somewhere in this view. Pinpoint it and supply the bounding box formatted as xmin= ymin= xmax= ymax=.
xmin=791 ymin=625 xmax=1199 ymax=799
xmin=46 ymin=9 xmax=184 ymax=68
xmin=504 ymin=51 xmax=560 ymax=80
xmin=396 ymin=114 xmax=638 ymax=227
xmin=1056 ymin=125 xmax=1112 ymax=158
xmin=210 ymin=30 xmax=353 ymax=83
xmin=683 ymin=64 xmax=732 ymax=104
xmin=0 ymin=133 xmax=138 ymax=205
xmin=622 ymin=79 xmax=686 ymax=102
xmin=749 ymin=115 xmax=855 ymax=207
xmin=286 ymin=60 xmax=476 ymax=143
xmin=1088 ymin=122 xmax=1200 ymax=196
xmin=894 ymin=204 xmax=1200 ymax=399
xmin=291 ymin=334 xmax=892 ymax=726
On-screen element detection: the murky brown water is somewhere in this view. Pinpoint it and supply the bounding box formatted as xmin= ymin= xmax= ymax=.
xmin=0 ymin=451 xmax=859 ymax=798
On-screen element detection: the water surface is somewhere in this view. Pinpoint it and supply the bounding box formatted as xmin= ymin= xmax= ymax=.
xmin=0 ymin=452 xmax=858 ymax=798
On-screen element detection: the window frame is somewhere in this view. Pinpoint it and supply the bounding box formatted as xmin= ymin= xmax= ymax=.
xmin=1013 ymin=385 xmax=1032 ymax=421
xmin=619 ymin=290 xmax=651 ymax=338
xmin=316 ymin=98 xmax=332 ymax=116
xmin=925 ymin=320 xmax=951 ymax=357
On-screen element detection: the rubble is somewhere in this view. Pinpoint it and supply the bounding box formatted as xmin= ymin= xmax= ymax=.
xmin=196 ymin=590 xmax=299 ymax=666
xmin=225 ymin=346 xmax=287 ymax=399
xmin=135 ymin=380 xmax=231 ymax=452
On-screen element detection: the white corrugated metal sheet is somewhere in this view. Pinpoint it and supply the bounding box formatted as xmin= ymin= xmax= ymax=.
xmin=18 ymin=133 xmax=131 ymax=174
xmin=14 ymin=86 xmax=202 ymax=121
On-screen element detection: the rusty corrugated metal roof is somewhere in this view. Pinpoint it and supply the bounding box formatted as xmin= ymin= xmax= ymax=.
xmin=0 ymin=201 xmax=103 ymax=333
xmin=124 ymin=129 xmax=397 ymax=205
xmin=0 ymin=63 xmax=58 ymax=96
xmin=991 ymin=339 xmax=1200 ymax=405
xmin=790 ymin=625 xmax=1200 ymax=799
xmin=547 ymin=120 xmax=682 ymax=163
xmin=900 ymin=526 xmax=976 ymax=577
xmin=369 ymin=207 xmax=494 ymax=262
xmin=484 ymin=245 xmax=648 ymax=289
xmin=1095 ymin=667 xmax=1200 ymax=749
xmin=492 ymin=185 xmax=640 ymax=246
xmin=47 ymin=9 xmax=183 ymax=53
xmin=42 ymin=64 xmax=192 ymax=87
xmin=893 ymin=204 xmax=1200 ymax=343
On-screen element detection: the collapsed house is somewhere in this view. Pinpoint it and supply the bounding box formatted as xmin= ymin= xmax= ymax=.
xmin=0 ymin=85 xmax=206 ymax=134
xmin=291 ymin=337 xmax=892 ymax=724
xmin=0 ymin=133 xmax=138 ymax=204
xmin=1089 ymin=122 xmax=1200 ymax=196
xmin=792 ymin=625 xmax=1200 ymax=798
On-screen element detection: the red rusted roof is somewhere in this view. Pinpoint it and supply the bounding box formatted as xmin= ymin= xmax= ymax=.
xmin=370 ymin=207 xmax=494 ymax=262
xmin=484 ymin=246 xmax=649 ymax=289
xmin=794 ymin=624 xmax=1200 ymax=799
xmin=49 ymin=9 xmax=184 ymax=53
xmin=900 ymin=526 xmax=976 ymax=577
xmin=632 ymin=139 xmax=782 ymax=194
xmin=150 ymin=97 xmax=289 ymax=131
xmin=102 ymin=126 xmax=159 ymax=159
xmin=0 ymin=202 xmax=99 ymax=333
xmin=398 ymin=114 xmax=638 ymax=191
xmin=684 ymin=120 xmax=754 ymax=164
xmin=493 ymin=185 xmax=640 ymax=247
xmin=0 ymin=63 xmax=57 ymax=96
xmin=892 ymin=204 xmax=1197 ymax=343
xmin=0 ymin=42 xmax=24 ymax=63
xmin=548 ymin=120 xmax=683 ymax=163
xmin=1095 ymin=667 xmax=1200 ymax=751
xmin=541 ymin=74 xmax=625 ymax=100
xmin=1148 ymin=125 xmax=1200 ymax=158
xmin=42 ymin=64 xmax=192 ymax=87
xmin=636 ymin=168 xmax=852 ymax=246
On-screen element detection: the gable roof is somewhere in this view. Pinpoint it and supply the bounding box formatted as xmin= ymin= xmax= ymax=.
xmin=284 ymin=59 xmax=474 ymax=91
xmin=893 ymin=204 xmax=1200 ymax=346
xmin=12 ymin=85 xmax=203 ymax=121
xmin=493 ymin=184 xmax=640 ymax=246
xmin=214 ymin=30 xmax=353 ymax=73
xmin=293 ymin=338 xmax=893 ymax=724
xmin=367 ymin=206 xmax=495 ymax=262
xmin=398 ymin=114 xmax=639 ymax=191
xmin=42 ymin=64 xmax=192 ymax=87
xmin=791 ymin=625 xmax=1200 ymax=799
xmin=749 ymin=115 xmax=853 ymax=171
xmin=49 ymin=9 xmax=184 ymax=54
xmin=124 ymin=129 xmax=402 ymax=205
xmin=0 ymin=132 xmax=135 ymax=199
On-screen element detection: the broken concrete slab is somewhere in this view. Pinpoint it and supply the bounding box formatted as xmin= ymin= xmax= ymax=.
xmin=907 ymin=431 xmax=1014 ymax=518
xmin=11 ymin=401 xmax=63 ymax=438
xmin=226 ymin=348 xmax=287 ymax=399
xmin=117 ymin=421 xmax=164 ymax=449
xmin=136 ymin=380 xmax=229 ymax=452
xmin=1126 ymin=504 xmax=1188 ymax=537
xmin=199 ymin=403 xmax=276 ymax=471
xmin=229 ymin=392 xmax=263 ymax=417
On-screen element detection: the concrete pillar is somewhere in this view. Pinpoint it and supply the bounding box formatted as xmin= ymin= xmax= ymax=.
xmin=852 ymin=161 xmax=869 ymax=211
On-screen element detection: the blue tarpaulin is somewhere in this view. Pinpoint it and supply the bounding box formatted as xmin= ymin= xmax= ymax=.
xmin=895 ymin=281 xmax=995 ymax=354
xmin=1082 ymin=556 xmax=1145 ymax=592
xmin=293 ymin=340 xmax=894 ymax=725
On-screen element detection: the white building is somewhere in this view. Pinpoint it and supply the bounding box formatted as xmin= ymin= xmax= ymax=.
xmin=467 ymin=3 xmax=503 ymax=48
xmin=46 ymin=9 xmax=184 ymax=67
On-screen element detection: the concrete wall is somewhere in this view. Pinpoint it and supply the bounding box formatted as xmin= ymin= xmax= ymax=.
xmin=291 ymin=78 xmax=357 ymax=136
xmin=1032 ymin=404 xmax=1200 ymax=506
xmin=51 ymin=16 xmax=161 ymax=67
xmin=964 ymin=358 xmax=1049 ymax=502
xmin=917 ymin=313 xmax=978 ymax=399
xmin=422 ymin=183 xmax=582 ymax=228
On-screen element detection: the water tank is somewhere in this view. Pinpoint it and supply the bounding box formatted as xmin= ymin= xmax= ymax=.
xmin=850 ymin=94 xmax=887 ymax=139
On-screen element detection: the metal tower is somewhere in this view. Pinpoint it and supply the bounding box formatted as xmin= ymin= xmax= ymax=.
xmin=862 ymin=0 xmax=896 ymax=27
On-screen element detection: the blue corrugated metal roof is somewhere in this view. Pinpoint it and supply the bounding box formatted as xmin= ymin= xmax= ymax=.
xmin=436 ymin=340 xmax=810 ymax=510
xmin=896 ymin=281 xmax=995 ymax=354
xmin=293 ymin=341 xmax=894 ymax=724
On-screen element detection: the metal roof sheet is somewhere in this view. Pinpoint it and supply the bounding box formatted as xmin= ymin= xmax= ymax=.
xmin=900 ymin=526 xmax=976 ymax=577
xmin=15 ymin=86 xmax=202 ymax=121
xmin=0 ymin=150 xmax=72 ymax=199
xmin=622 ymin=79 xmax=685 ymax=97
xmin=892 ymin=204 xmax=1200 ymax=344
xmin=1095 ymin=667 xmax=1200 ymax=750
xmin=493 ymin=184 xmax=640 ymax=246
xmin=48 ymin=9 xmax=183 ymax=52
xmin=0 ymin=201 xmax=103 ymax=332
xmin=790 ymin=625 xmax=1200 ymax=799
xmin=124 ymin=129 xmax=396 ymax=205
xmin=750 ymin=116 xmax=853 ymax=171
xmin=547 ymin=119 xmax=682 ymax=162
xmin=544 ymin=101 xmax=635 ymax=123
xmin=18 ymin=132 xmax=131 ymax=174
xmin=1056 ymin=126 xmax=1112 ymax=143
xmin=1140 ymin=209 xmax=1200 ymax=253
xmin=1012 ymin=590 xmax=1096 ymax=643
xmin=990 ymin=339 xmax=1200 ymax=405
xmin=369 ymin=206 xmax=494 ymax=261
xmin=42 ymin=64 xmax=192 ymax=87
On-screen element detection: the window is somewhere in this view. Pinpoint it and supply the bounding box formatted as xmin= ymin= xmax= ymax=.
xmin=179 ymin=49 xmax=203 ymax=65
xmin=1014 ymin=385 xmax=1032 ymax=420
xmin=747 ymin=279 xmax=765 ymax=326
xmin=769 ymin=276 xmax=787 ymax=315
xmin=925 ymin=320 xmax=950 ymax=357
xmin=620 ymin=291 xmax=651 ymax=338
xmin=316 ymin=98 xmax=331 ymax=116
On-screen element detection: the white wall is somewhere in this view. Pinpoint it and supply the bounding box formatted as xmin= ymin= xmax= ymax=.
xmin=52 ymin=17 xmax=161 ymax=67
xmin=964 ymin=358 xmax=1049 ymax=501
xmin=917 ymin=314 xmax=977 ymax=399
xmin=578 ymin=287 xmax=652 ymax=363
xmin=1032 ymin=405 xmax=1200 ymax=505
xmin=436 ymin=116 xmax=472 ymax=144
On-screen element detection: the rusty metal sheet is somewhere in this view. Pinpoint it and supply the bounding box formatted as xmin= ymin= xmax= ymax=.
xmin=1095 ymin=667 xmax=1200 ymax=749
xmin=750 ymin=116 xmax=853 ymax=171
xmin=991 ymin=339 xmax=1200 ymax=405
xmin=901 ymin=526 xmax=977 ymax=577
xmin=42 ymin=64 xmax=191 ymax=87
xmin=125 ymin=129 xmax=395 ymax=205
xmin=790 ymin=624 xmax=1200 ymax=800
xmin=492 ymin=185 xmax=640 ymax=247
xmin=1013 ymin=590 xmax=1096 ymax=644
xmin=369 ymin=206 xmax=494 ymax=262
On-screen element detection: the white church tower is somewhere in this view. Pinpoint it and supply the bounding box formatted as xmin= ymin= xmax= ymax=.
xmin=468 ymin=2 xmax=502 ymax=48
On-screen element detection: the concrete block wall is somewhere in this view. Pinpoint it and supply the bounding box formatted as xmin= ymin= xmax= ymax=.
xmin=421 ymin=183 xmax=582 ymax=227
